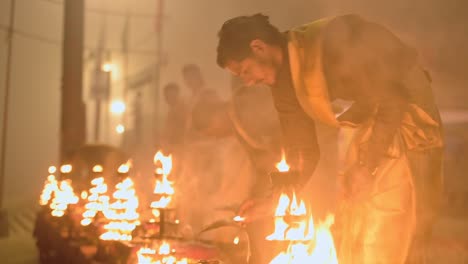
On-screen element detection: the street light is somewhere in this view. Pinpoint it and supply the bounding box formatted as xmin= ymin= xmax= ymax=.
xmin=110 ymin=100 xmax=126 ymax=115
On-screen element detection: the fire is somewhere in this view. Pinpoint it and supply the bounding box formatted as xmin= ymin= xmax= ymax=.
xmin=151 ymin=151 xmax=175 ymax=216
xmin=100 ymin=177 xmax=140 ymax=241
xmin=93 ymin=165 xmax=103 ymax=173
xmin=60 ymin=164 xmax=72 ymax=174
xmin=276 ymin=152 xmax=290 ymax=172
xmin=50 ymin=180 xmax=79 ymax=217
xmin=136 ymin=242 xmax=188 ymax=264
xmin=39 ymin=167 xmax=59 ymax=206
xmin=153 ymin=151 xmax=172 ymax=176
xmin=267 ymin=157 xmax=338 ymax=264
xmin=81 ymin=175 xmax=110 ymax=226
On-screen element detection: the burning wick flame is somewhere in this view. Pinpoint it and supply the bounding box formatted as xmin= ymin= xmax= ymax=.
xmin=233 ymin=216 xmax=245 ymax=222
xmin=136 ymin=242 xmax=188 ymax=264
xmin=100 ymin=177 xmax=140 ymax=241
xmin=48 ymin=166 xmax=57 ymax=174
xmin=276 ymin=152 xmax=290 ymax=172
xmin=267 ymin=154 xmax=338 ymax=264
xmin=50 ymin=180 xmax=79 ymax=217
xmin=39 ymin=167 xmax=59 ymax=206
xmin=118 ymin=163 xmax=130 ymax=174
xmin=233 ymin=236 xmax=240 ymax=245
xmin=151 ymin=151 xmax=175 ymax=216
xmin=60 ymin=164 xmax=72 ymax=174
xmin=153 ymin=151 xmax=172 ymax=176
xmin=81 ymin=176 xmax=109 ymax=226
xmin=92 ymin=165 xmax=103 ymax=173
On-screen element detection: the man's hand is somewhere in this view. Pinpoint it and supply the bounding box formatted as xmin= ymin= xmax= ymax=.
xmin=236 ymin=196 xmax=276 ymax=224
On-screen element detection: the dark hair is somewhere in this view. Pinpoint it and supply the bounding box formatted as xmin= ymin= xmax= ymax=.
xmin=216 ymin=13 xmax=285 ymax=68
xmin=163 ymin=82 xmax=179 ymax=94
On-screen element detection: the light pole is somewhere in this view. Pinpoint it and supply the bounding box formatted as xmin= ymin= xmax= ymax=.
xmin=0 ymin=0 xmax=16 ymax=237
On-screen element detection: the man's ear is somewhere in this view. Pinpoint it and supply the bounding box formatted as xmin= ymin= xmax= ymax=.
xmin=249 ymin=39 xmax=266 ymax=54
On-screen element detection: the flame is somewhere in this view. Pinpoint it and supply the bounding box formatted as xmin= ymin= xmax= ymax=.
xmin=153 ymin=151 xmax=172 ymax=175
xmin=49 ymin=180 xmax=79 ymax=217
xmin=118 ymin=163 xmax=131 ymax=174
xmin=233 ymin=215 xmax=245 ymax=222
xmin=60 ymin=164 xmax=72 ymax=174
xmin=81 ymin=177 xmax=109 ymax=226
xmin=276 ymin=152 xmax=290 ymax=172
xmin=81 ymin=191 xmax=88 ymax=200
xmin=48 ymin=166 xmax=57 ymax=174
xmin=151 ymin=152 xmax=175 ymax=216
xmin=136 ymin=242 xmax=188 ymax=264
xmin=93 ymin=165 xmax=103 ymax=173
xmin=267 ymin=192 xmax=338 ymax=264
xmin=39 ymin=174 xmax=59 ymax=206
xmin=100 ymin=177 xmax=140 ymax=241
xmin=233 ymin=236 xmax=240 ymax=245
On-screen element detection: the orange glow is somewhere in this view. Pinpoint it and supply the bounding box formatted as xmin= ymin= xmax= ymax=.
xmin=118 ymin=161 xmax=131 ymax=174
xmin=48 ymin=166 xmax=57 ymax=174
xmin=100 ymin=177 xmax=140 ymax=241
xmin=92 ymin=165 xmax=103 ymax=173
xmin=267 ymin=192 xmax=338 ymax=263
xmin=275 ymin=152 xmax=290 ymax=172
xmin=151 ymin=151 xmax=176 ymax=217
xmin=39 ymin=173 xmax=59 ymax=206
xmin=50 ymin=180 xmax=79 ymax=217
xmin=136 ymin=242 xmax=188 ymax=264
xmin=267 ymin=154 xmax=338 ymax=264
xmin=153 ymin=151 xmax=172 ymax=175
xmin=60 ymin=164 xmax=72 ymax=174
xmin=81 ymin=176 xmax=109 ymax=226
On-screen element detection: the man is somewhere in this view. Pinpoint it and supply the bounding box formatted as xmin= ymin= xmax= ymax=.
xmin=216 ymin=13 xmax=444 ymax=264
xmin=181 ymin=64 xmax=221 ymax=142
xmin=161 ymin=82 xmax=188 ymax=148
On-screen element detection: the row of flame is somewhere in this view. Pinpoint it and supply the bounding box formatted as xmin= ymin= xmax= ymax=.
xmin=40 ymin=151 xmax=339 ymax=263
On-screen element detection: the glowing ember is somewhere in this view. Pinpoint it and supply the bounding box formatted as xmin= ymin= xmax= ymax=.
xmin=267 ymin=157 xmax=338 ymax=264
xmin=151 ymin=151 xmax=176 ymax=217
xmin=136 ymin=242 xmax=188 ymax=264
xmin=81 ymin=175 xmax=109 ymax=226
xmin=100 ymin=177 xmax=140 ymax=241
xmin=50 ymin=180 xmax=79 ymax=217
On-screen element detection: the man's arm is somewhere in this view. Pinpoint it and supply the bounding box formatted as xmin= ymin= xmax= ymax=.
xmin=273 ymin=95 xmax=320 ymax=186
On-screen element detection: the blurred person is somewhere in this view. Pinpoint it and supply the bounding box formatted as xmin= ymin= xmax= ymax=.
xmin=161 ymin=82 xmax=188 ymax=148
xmin=216 ymin=13 xmax=444 ymax=264
xmin=181 ymin=64 xmax=221 ymax=143
xmin=182 ymin=63 xmax=220 ymax=106
xmin=176 ymin=98 xmax=256 ymax=243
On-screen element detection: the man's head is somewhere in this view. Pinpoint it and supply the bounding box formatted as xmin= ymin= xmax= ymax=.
xmin=217 ymin=13 xmax=286 ymax=87
xmin=163 ymin=82 xmax=180 ymax=106
xmin=182 ymin=64 xmax=205 ymax=94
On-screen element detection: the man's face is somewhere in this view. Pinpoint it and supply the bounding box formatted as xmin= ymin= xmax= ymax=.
xmin=225 ymin=40 xmax=281 ymax=87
